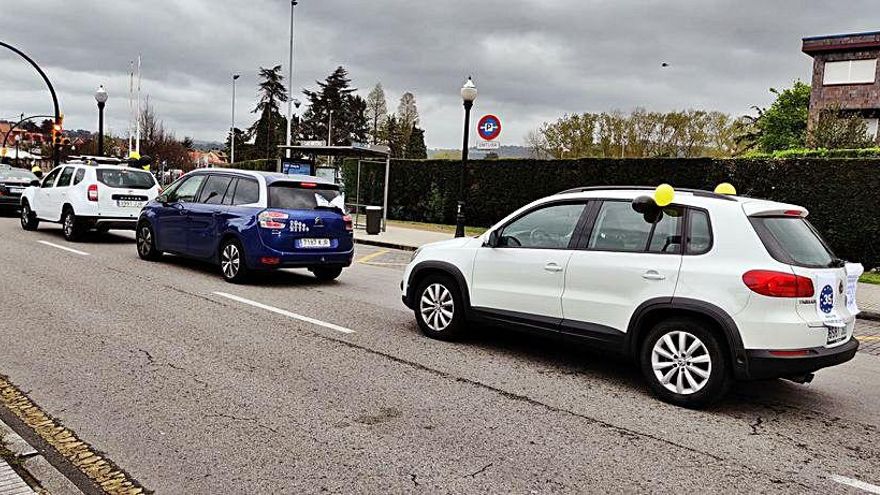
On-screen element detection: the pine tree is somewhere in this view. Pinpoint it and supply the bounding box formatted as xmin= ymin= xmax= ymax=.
xmin=366 ymin=83 xmax=388 ymax=145
xmin=248 ymin=65 xmax=288 ymax=160
xmin=380 ymin=115 xmax=405 ymax=158
xmin=300 ymin=66 xmax=368 ymax=146
xmin=405 ymin=125 xmax=428 ymax=159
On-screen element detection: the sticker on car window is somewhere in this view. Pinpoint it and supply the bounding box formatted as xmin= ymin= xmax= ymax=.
xmin=845 ymin=263 xmax=864 ymax=315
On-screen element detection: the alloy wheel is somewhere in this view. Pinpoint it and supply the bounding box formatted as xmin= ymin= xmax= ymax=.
xmin=20 ymin=205 xmax=29 ymax=228
xmin=419 ymin=283 xmax=454 ymax=332
xmin=63 ymin=213 xmax=74 ymax=237
xmin=221 ymin=243 xmax=240 ymax=279
xmin=138 ymin=227 xmax=152 ymax=256
xmin=651 ymin=330 xmax=712 ymax=395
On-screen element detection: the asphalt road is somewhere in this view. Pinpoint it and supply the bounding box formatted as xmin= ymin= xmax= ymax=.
xmin=1 ymin=216 xmax=879 ymax=494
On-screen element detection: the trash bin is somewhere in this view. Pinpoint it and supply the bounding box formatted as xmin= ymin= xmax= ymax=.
xmin=366 ymin=206 xmax=383 ymax=235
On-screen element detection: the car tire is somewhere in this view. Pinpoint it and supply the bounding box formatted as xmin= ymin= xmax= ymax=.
xmin=20 ymin=202 xmax=39 ymax=231
xmin=219 ymin=238 xmax=249 ymax=283
xmin=136 ymin=222 xmax=162 ymax=261
xmin=413 ymin=274 xmax=466 ymax=341
xmin=310 ymin=266 xmax=343 ymax=281
xmin=640 ymin=317 xmax=731 ymax=409
xmin=61 ymin=209 xmax=83 ymax=242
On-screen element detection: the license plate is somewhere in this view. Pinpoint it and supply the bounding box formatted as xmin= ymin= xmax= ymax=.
xmin=298 ymin=238 xmax=331 ymax=249
xmin=826 ymin=325 xmax=847 ymax=345
xmin=117 ymin=200 xmax=144 ymax=208
xmin=8 ymin=187 xmax=23 ymax=193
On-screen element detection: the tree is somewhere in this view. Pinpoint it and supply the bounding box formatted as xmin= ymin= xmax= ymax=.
xmin=397 ymin=92 xmax=419 ymax=147
xmin=406 ymin=125 xmax=428 ymax=159
xmin=743 ymin=81 xmax=811 ymax=153
xmin=380 ymin=115 xmax=405 ymax=158
xmin=810 ymin=108 xmax=875 ymax=149
xmin=136 ymin=97 xmax=192 ymax=170
xmin=300 ymin=66 xmax=368 ymax=146
xmin=248 ymin=65 xmax=288 ymax=160
xmin=366 ymin=83 xmax=388 ymax=144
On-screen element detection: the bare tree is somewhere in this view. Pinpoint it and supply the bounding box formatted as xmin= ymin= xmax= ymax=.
xmin=366 ymin=83 xmax=388 ymax=145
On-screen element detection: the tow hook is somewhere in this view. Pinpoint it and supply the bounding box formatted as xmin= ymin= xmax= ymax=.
xmin=783 ymin=373 xmax=815 ymax=384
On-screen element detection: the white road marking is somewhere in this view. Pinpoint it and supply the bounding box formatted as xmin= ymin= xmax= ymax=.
xmin=37 ymin=240 xmax=90 ymax=256
xmin=830 ymin=475 xmax=880 ymax=494
xmin=213 ymin=292 xmax=356 ymax=334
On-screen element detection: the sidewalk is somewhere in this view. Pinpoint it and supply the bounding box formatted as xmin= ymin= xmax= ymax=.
xmin=858 ymin=282 xmax=880 ymax=321
xmin=354 ymin=225 xmax=455 ymax=251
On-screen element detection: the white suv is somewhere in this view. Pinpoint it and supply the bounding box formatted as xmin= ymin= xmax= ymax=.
xmin=20 ymin=161 xmax=161 ymax=241
xmin=401 ymin=186 xmax=861 ymax=407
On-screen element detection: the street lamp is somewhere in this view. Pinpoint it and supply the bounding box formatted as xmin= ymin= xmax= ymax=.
xmin=95 ymin=85 xmax=108 ymax=156
xmin=455 ymin=77 xmax=477 ymax=238
xmin=231 ymin=73 xmax=240 ymax=164
xmin=285 ymin=0 xmax=299 ymax=158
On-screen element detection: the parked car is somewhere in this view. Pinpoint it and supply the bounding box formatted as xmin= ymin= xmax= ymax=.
xmin=20 ymin=162 xmax=161 ymax=240
xmin=135 ymin=170 xmax=354 ymax=283
xmin=401 ymin=186 xmax=860 ymax=408
xmin=0 ymin=166 xmax=38 ymax=213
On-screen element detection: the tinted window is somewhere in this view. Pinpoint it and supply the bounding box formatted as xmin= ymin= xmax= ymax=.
xmin=41 ymin=168 xmax=61 ymax=188
xmin=751 ymin=217 xmax=835 ymax=268
xmin=268 ymin=183 xmax=341 ymax=210
xmin=96 ymin=169 xmax=156 ymax=189
xmin=499 ymin=203 xmax=585 ymax=249
xmin=73 ymin=168 xmax=86 ymax=185
xmin=686 ymin=209 xmax=712 ymax=255
xmin=589 ymin=201 xmax=682 ymax=253
xmin=56 ymin=167 xmax=75 ymax=187
xmin=647 ymin=208 xmax=683 ymax=254
xmin=168 ymin=175 xmax=206 ymax=203
xmin=197 ymin=175 xmax=233 ymax=205
xmin=232 ymin=178 xmax=259 ymax=205
xmin=222 ymin=179 xmax=238 ymax=205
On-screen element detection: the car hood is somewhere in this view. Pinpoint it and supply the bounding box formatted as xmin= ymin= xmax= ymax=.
xmin=422 ymin=236 xmax=482 ymax=250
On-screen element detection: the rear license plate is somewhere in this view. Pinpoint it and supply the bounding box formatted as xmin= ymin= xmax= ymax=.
xmin=117 ymin=200 xmax=144 ymax=208
xmin=297 ymin=238 xmax=331 ymax=249
xmin=826 ymin=325 xmax=847 ymax=345
xmin=8 ymin=187 xmax=23 ymax=193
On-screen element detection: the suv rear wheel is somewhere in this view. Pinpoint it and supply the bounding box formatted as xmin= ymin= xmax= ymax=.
xmin=640 ymin=317 xmax=730 ymax=408
xmin=220 ymin=238 xmax=249 ymax=283
xmin=20 ymin=202 xmax=39 ymax=231
xmin=414 ymin=274 xmax=466 ymax=340
xmin=62 ymin=209 xmax=83 ymax=241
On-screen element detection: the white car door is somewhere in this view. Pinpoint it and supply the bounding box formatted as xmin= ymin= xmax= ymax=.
xmin=33 ymin=167 xmax=62 ymax=219
xmin=471 ymin=202 xmax=588 ymax=321
xmin=49 ymin=166 xmax=76 ymax=218
xmin=562 ymin=200 xmax=683 ymax=335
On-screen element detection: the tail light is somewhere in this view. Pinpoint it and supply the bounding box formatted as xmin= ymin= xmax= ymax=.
xmin=343 ymin=214 xmax=353 ymax=231
xmin=87 ymin=184 xmax=98 ymax=202
xmin=258 ymin=210 xmax=288 ymax=229
xmin=742 ymin=270 xmax=814 ymax=298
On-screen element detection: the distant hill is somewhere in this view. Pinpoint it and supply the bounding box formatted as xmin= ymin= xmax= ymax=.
xmin=428 ymin=145 xmax=532 ymax=160
xmin=191 ymin=139 xmax=224 ymax=151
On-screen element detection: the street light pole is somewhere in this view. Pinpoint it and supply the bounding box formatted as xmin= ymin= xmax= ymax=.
xmin=231 ymin=73 xmax=240 ymax=164
xmin=455 ymin=77 xmax=478 ymax=238
xmin=285 ymin=0 xmax=298 ymax=159
xmin=95 ymin=85 xmax=108 ymax=156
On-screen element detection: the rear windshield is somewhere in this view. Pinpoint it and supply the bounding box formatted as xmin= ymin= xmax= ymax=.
xmin=96 ymin=169 xmax=155 ymax=189
xmin=750 ymin=216 xmax=836 ymax=268
xmin=268 ymin=183 xmax=341 ymax=210
xmin=0 ymin=169 xmax=36 ymax=181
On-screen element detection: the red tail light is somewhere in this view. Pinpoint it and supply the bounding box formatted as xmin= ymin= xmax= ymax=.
xmin=258 ymin=210 xmax=288 ymax=229
xmin=299 ymin=182 xmax=318 ymax=188
xmin=742 ymin=270 xmax=814 ymax=298
xmin=343 ymin=214 xmax=353 ymax=231
xmin=87 ymin=184 xmax=98 ymax=202
xmin=260 ymin=257 xmax=281 ymax=266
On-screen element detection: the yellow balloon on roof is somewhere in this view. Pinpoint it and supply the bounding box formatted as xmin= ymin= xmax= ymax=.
xmin=129 ymin=151 xmax=141 ymax=160
xmin=654 ymin=184 xmax=675 ymax=207
xmin=714 ymin=182 xmax=737 ymax=195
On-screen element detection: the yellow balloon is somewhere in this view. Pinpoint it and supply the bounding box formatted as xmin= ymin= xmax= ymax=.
xmin=654 ymin=184 xmax=675 ymax=207
xmin=129 ymin=151 xmax=141 ymax=160
xmin=714 ymin=182 xmax=737 ymax=195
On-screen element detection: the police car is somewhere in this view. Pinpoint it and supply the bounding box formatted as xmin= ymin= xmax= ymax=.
xmin=20 ymin=157 xmax=161 ymax=241
xmin=401 ymin=184 xmax=862 ymax=408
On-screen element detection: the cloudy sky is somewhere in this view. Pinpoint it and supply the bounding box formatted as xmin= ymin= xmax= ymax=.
xmin=0 ymin=0 xmax=875 ymax=148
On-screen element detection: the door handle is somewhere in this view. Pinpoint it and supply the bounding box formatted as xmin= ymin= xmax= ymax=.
xmin=544 ymin=262 xmax=564 ymax=273
xmin=642 ymin=270 xmax=666 ymax=281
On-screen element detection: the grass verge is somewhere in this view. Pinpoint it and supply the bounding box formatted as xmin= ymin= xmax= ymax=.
xmin=861 ymin=272 xmax=880 ymax=285
xmin=388 ymin=220 xmax=487 ymax=237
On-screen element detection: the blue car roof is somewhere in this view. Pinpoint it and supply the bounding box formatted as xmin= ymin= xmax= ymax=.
xmin=257 ymin=172 xmax=336 ymax=187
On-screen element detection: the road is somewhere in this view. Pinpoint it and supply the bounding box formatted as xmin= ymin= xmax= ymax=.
xmin=0 ymin=216 xmax=879 ymax=494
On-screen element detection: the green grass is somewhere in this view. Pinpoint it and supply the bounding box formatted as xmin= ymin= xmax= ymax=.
xmin=388 ymin=220 xmax=487 ymax=237
xmin=860 ymin=272 xmax=880 ymax=285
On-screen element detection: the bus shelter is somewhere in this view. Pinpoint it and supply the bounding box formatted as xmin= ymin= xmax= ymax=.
xmin=278 ymin=144 xmax=391 ymax=232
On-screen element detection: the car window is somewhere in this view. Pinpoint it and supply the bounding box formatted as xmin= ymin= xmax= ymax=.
xmin=73 ymin=168 xmax=86 ymax=185
xmin=222 ymin=179 xmax=238 ymax=205
xmin=588 ymin=201 xmax=683 ymax=253
xmin=41 ymin=168 xmax=61 ymax=188
xmin=499 ymin=203 xmax=585 ymax=249
xmin=168 ymin=175 xmax=206 ymax=203
xmin=647 ymin=208 xmax=683 ymax=254
xmin=56 ymin=167 xmax=75 ymax=188
xmin=96 ymin=169 xmax=156 ymax=189
xmin=268 ymin=183 xmax=341 ymax=210
xmin=750 ymin=216 xmax=835 ymax=268
xmin=197 ymin=175 xmax=233 ymax=205
xmin=686 ymin=209 xmax=712 ymax=255
xmin=232 ymin=178 xmax=259 ymax=205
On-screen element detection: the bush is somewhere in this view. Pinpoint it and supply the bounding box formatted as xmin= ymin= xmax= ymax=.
xmin=342 ymin=157 xmax=880 ymax=269
xmin=744 ymin=147 xmax=880 ymax=159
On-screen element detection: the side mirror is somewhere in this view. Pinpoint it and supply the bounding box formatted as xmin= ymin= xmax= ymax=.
xmin=484 ymin=230 xmax=500 ymax=248
xmin=30 ymin=179 xmax=40 ymax=187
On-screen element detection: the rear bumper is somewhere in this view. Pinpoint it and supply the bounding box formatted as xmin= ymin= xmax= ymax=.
xmin=744 ymin=338 xmax=859 ymax=380
xmin=248 ymin=248 xmax=354 ymax=269
xmin=82 ymin=217 xmax=139 ymax=230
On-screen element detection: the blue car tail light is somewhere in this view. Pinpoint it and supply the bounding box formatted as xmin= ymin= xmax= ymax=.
xmin=259 ymin=210 xmax=288 ymax=229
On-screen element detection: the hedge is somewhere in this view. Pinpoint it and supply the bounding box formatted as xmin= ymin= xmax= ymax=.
xmin=744 ymin=147 xmax=880 ymax=159
xmin=221 ymin=159 xmax=276 ymax=171
xmin=342 ymin=158 xmax=880 ymax=269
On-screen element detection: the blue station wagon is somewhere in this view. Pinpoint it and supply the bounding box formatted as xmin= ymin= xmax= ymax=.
xmin=136 ymin=170 xmax=354 ymax=282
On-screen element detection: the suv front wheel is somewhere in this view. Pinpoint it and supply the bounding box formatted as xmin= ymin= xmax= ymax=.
xmin=413 ymin=274 xmax=466 ymax=340
xmin=640 ymin=317 xmax=730 ymax=408
xmin=20 ymin=201 xmax=39 ymax=231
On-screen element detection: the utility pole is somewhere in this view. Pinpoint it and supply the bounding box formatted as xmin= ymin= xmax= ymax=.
xmin=231 ymin=73 xmax=240 ymax=164
xmin=285 ymin=0 xmax=298 ymax=158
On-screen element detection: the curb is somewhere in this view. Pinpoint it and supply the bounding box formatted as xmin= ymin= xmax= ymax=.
xmin=354 ymin=237 xmax=417 ymax=252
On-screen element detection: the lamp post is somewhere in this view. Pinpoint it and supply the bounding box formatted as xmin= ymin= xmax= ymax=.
xmin=231 ymin=73 xmax=240 ymax=164
xmin=455 ymin=77 xmax=477 ymax=238
xmin=285 ymin=0 xmax=299 ymax=158
xmin=94 ymin=85 xmax=108 ymax=156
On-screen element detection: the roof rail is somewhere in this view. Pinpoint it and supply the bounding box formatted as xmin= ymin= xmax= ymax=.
xmin=556 ymin=185 xmax=738 ymax=202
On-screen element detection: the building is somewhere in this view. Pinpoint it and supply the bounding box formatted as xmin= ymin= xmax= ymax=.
xmin=802 ymin=31 xmax=880 ymax=143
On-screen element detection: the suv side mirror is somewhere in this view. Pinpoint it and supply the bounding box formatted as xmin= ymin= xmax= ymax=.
xmin=30 ymin=179 xmax=40 ymax=187
xmin=484 ymin=230 xmax=500 ymax=248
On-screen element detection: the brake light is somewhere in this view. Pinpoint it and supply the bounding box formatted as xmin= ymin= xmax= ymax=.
xmin=769 ymin=350 xmax=812 ymax=357
xmin=742 ymin=270 xmax=814 ymax=298
xmin=260 ymin=257 xmax=281 ymax=265
xmin=343 ymin=214 xmax=353 ymax=231
xmin=784 ymin=210 xmax=803 ymax=217
xmin=88 ymin=184 xmax=98 ymax=202
xmin=300 ymin=182 xmax=318 ymax=188
xmin=258 ymin=210 xmax=288 ymax=229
